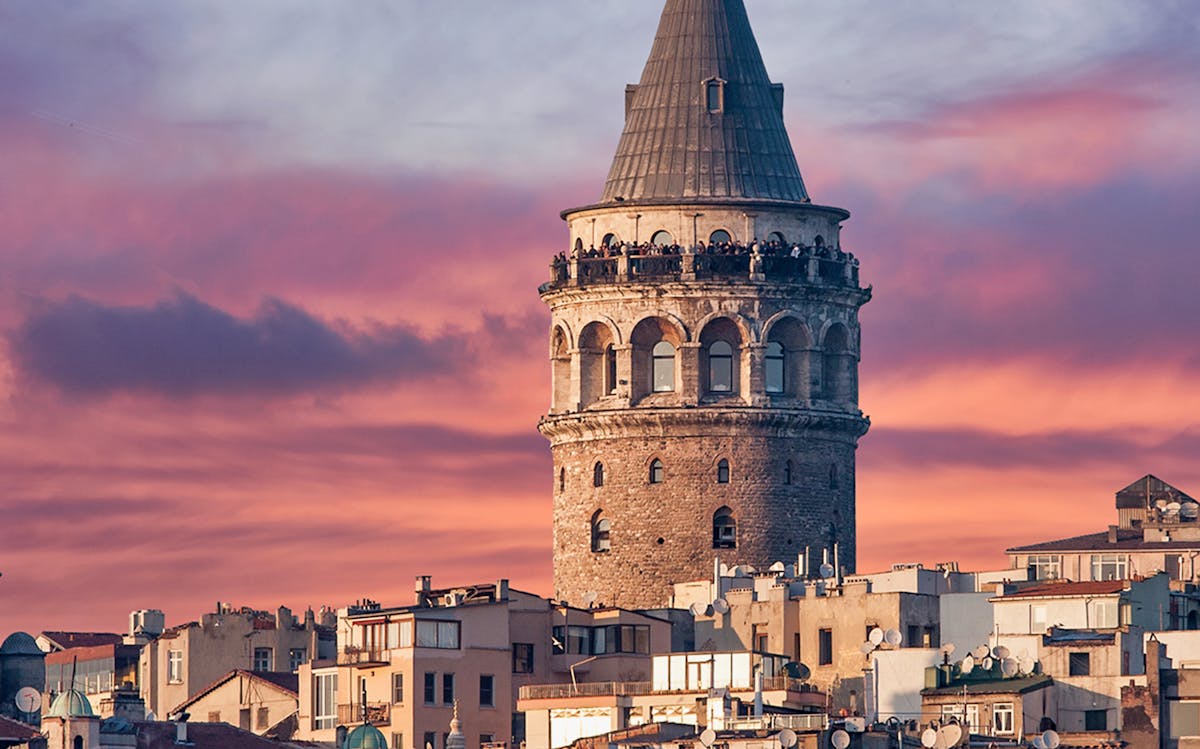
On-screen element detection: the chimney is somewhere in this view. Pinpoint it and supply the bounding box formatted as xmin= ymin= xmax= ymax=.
xmin=415 ymin=575 xmax=433 ymax=606
xmin=276 ymin=606 xmax=293 ymax=630
xmin=496 ymin=579 xmax=510 ymax=602
xmin=1108 ymin=525 xmax=1119 ymax=544
xmin=175 ymin=720 xmax=189 ymax=745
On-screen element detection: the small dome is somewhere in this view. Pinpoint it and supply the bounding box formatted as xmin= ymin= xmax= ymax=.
xmin=47 ymin=689 xmax=96 ymax=719
xmin=0 ymin=632 xmax=42 ymax=655
xmin=343 ymin=724 xmax=388 ymax=749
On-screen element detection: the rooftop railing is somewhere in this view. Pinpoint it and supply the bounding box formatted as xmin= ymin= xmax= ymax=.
xmin=518 ymin=676 xmax=812 ymax=701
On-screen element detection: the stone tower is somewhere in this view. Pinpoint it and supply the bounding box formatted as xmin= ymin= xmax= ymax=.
xmin=539 ymin=0 xmax=870 ymax=609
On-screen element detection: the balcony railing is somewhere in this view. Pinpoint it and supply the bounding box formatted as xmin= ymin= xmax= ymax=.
xmin=542 ymin=248 xmax=861 ymax=293
xmin=337 ymin=647 xmax=389 ymax=666
xmin=518 ymin=677 xmax=813 ymax=701
xmin=725 ymin=713 xmax=827 ymax=732
xmin=337 ymin=702 xmax=390 ymax=726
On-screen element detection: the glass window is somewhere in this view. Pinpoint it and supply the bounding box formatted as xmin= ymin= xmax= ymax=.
xmin=392 ymin=734 xmax=405 ymax=749
xmin=168 ymin=650 xmax=183 ymax=684
xmin=288 ymin=648 xmax=306 ymax=672
xmin=1091 ymin=554 xmax=1128 ymax=581
xmin=314 ymin=672 xmax=337 ymax=730
xmin=650 ymin=230 xmax=673 ymax=247
xmin=605 ymin=345 xmax=617 ymax=394
xmin=708 ymin=341 xmax=734 ymax=393
xmin=442 ymin=673 xmax=455 ymax=705
xmin=1027 ymin=554 xmax=1061 ymax=580
xmin=479 ymin=674 xmax=495 ymax=708
xmin=392 ymin=673 xmax=404 ymax=704
xmin=818 ymin=629 xmax=833 ymax=665
xmin=706 ymin=80 xmax=723 ymax=113
xmin=765 ymin=341 xmax=785 ymax=394
xmin=713 ymin=507 xmax=736 ymax=549
xmin=709 ymin=229 xmax=732 ymax=244
xmin=652 ymin=341 xmax=675 ymax=392
xmin=593 ymin=462 xmax=604 ymax=487
xmin=253 ymin=647 xmax=272 ymax=671
xmin=423 ymin=731 xmax=437 ymax=749
xmin=591 ymin=511 xmax=611 ymax=553
xmin=512 ymin=643 xmax=534 ymax=674
xmin=602 ymin=233 xmax=619 ymax=248
xmin=1031 ymin=605 xmax=1047 ymax=633
xmin=1085 ymin=709 xmax=1107 ymax=731
xmin=1069 ymin=652 xmax=1091 ymax=676
xmin=415 ymin=621 xmax=460 ymax=649
xmin=993 ymin=703 xmax=1014 ymax=735
xmin=717 ymin=459 xmax=730 ymax=484
xmin=424 ymin=672 xmax=436 ymax=704
xmin=649 ymin=459 xmax=665 ymax=484
xmin=1092 ymin=599 xmax=1118 ymax=629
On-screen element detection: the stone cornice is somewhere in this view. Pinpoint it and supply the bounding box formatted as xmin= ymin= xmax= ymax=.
xmin=538 ymin=407 xmax=870 ymax=445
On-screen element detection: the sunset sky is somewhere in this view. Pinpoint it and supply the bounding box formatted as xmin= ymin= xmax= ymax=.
xmin=2 ymin=1 xmax=1199 ymax=636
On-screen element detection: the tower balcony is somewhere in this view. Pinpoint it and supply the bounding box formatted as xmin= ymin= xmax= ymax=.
xmin=540 ymin=245 xmax=862 ymax=294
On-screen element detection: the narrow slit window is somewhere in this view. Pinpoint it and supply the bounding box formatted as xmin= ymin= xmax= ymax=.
xmin=591 ymin=511 xmax=611 ymax=553
xmin=593 ymin=462 xmax=604 ymax=488
xmin=649 ymin=459 xmax=665 ymax=484
xmin=717 ymin=459 xmax=730 ymax=484
xmin=605 ymin=344 xmax=617 ymax=394
xmin=706 ymin=79 xmax=724 ymax=113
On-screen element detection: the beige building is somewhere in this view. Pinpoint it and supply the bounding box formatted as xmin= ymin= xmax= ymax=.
xmin=171 ymin=669 xmax=298 ymax=736
xmin=139 ymin=603 xmax=333 ymax=720
xmin=294 ymin=578 xmax=673 ymax=749
xmin=920 ymin=673 xmax=1055 ymax=740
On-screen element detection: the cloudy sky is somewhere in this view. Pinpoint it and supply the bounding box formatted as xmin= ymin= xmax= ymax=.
xmin=2 ymin=0 xmax=1198 ymax=635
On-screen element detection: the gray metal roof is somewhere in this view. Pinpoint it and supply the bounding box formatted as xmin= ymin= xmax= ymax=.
xmin=599 ymin=0 xmax=809 ymax=206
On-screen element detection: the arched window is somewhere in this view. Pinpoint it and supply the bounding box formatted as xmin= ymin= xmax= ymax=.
xmin=574 ymin=238 xmax=584 ymax=252
xmin=708 ymin=341 xmax=734 ymax=393
xmin=650 ymin=230 xmax=674 ymax=247
xmin=768 ymin=231 xmax=786 ymax=244
xmin=829 ymin=464 xmax=839 ymax=489
xmin=785 ymin=460 xmax=793 ymax=485
xmin=579 ymin=322 xmax=615 ymax=407
xmin=602 ymin=232 xmax=619 ymax=248
xmin=74 ymin=736 xmax=84 ymax=749
xmin=649 ymin=459 xmax=665 ymax=484
xmin=591 ymin=511 xmax=611 ymax=553
xmin=652 ymin=341 xmax=675 ymax=392
xmin=765 ymin=341 xmax=785 ymax=394
xmin=709 ymin=229 xmax=732 ymax=244
xmin=717 ymin=459 xmax=730 ymax=484
xmin=821 ymin=324 xmax=855 ymax=402
xmin=814 ymin=235 xmax=825 ymax=248
xmin=593 ymin=462 xmax=604 ymax=488
xmin=713 ymin=507 xmax=736 ymax=549
xmin=605 ymin=344 xmax=617 ymax=395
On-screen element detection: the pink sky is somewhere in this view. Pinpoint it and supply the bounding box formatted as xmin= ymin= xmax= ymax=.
xmin=1 ymin=1 xmax=1199 ymax=635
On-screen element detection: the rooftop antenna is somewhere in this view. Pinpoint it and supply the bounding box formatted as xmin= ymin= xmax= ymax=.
xmin=939 ymin=643 xmax=957 ymax=665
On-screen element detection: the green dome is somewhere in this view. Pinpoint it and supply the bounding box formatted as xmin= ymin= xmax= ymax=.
xmin=47 ymin=689 xmax=95 ymax=719
xmin=344 ymin=724 xmax=387 ymax=749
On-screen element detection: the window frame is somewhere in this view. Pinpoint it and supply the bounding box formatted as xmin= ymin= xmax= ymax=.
xmin=716 ymin=459 xmax=730 ymax=484
xmin=313 ymin=672 xmax=338 ymax=730
xmin=992 ymin=703 xmax=1014 ymax=735
xmin=707 ymin=340 xmax=734 ymax=393
xmin=479 ymin=674 xmax=495 ymax=708
xmin=651 ymin=341 xmax=675 ymax=392
xmin=253 ymin=647 xmax=273 ymax=672
xmin=649 ymin=459 xmax=665 ymax=484
xmin=392 ymin=673 xmax=404 ymax=704
xmin=442 ymin=672 xmax=455 ymax=705
xmin=423 ymin=672 xmax=437 ymax=705
xmin=765 ymin=341 xmax=785 ymax=394
xmin=512 ymin=643 xmax=534 ymax=674
xmin=591 ymin=511 xmax=611 ymax=553
xmin=1069 ymin=651 xmax=1091 ymax=676
xmin=713 ymin=507 xmax=736 ymax=549
xmin=167 ymin=650 xmax=184 ymax=684
xmin=818 ymin=628 xmax=833 ymax=666
xmin=593 ymin=461 xmax=604 ymax=487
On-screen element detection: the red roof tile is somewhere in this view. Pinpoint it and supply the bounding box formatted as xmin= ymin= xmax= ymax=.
xmin=999 ymin=580 xmax=1126 ymax=599
xmin=0 ymin=715 xmax=40 ymax=741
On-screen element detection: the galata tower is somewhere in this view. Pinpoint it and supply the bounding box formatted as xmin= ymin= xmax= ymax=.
xmin=539 ymin=0 xmax=870 ymax=609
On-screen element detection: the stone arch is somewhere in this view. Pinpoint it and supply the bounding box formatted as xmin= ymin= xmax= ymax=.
xmin=601 ymin=232 xmax=620 ymax=249
xmin=578 ymin=321 xmax=618 ymax=407
xmin=590 ymin=509 xmax=611 ymax=553
xmin=698 ymin=317 xmax=746 ymax=397
xmin=695 ymin=311 xmax=756 ymax=344
xmin=709 ymin=228 xmax=734 ymax=245
xmin=762 ymin=313 xmax=812 ymax=399
xmin=713 ymin=506 xmax=736 ymax=549
xmin=630 ymin=315 xmax=687 ymax=400
xmin=716 ymin=457 xmax=731 ymax=484
xmin=648 ymin=457 xmax=666 ymax=484
xmin=821 ymin=322 xmax=857 ymax=404
xmin=551 ymin=325 xmax=572 ymax=412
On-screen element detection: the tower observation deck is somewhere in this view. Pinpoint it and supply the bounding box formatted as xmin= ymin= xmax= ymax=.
xmin=539 ymin=0 xmax=870 ymax=609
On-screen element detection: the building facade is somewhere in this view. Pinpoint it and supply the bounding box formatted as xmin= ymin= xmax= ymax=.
xmin=541 ymin=0 xmax=871 ymax=611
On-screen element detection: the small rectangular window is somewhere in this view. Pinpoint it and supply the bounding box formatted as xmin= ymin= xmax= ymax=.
xmin=818 ymin=629 xmax=833 ymax=665
xmin=479 ymin=674 xmax=495 ymax=708
xmin=392 ymin=733 xmax=405 ymax=749
xmin=253 ymin=647 xmax=273 ymax=671
xmin=1085 ymin=709 xmax=1107 ymax=731
xmin=442 ymin=672 xmax=455 ymax=705
xmin=993 ymin=703 xmax=1014 ymax=735
xmin=392 ymin=673 xmax=404 ymax=704
xmin=423 ymin=731 xmax=438 ymax=749
xmin=288 ymin=648 xmax=307 ymax=672
xmin=1069 ymin=651 xmax=1091 ymax=676
xmin=707 ymin=80 xmax=723 ymax=113
xmin=906 ymin=625 xmax=919 ymax=648
xmin=256 ymin=707 xmax=270 ymax=730
xmin=512 ymin=642 xmax=534 ymax=673
xmin=424 ymin=672 xmax=436 ymax=705
xmin=167 ymin=650 xmax=184 ymax=684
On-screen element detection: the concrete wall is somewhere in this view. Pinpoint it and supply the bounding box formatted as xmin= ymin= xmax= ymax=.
xmin=183 ymin=673 xmax=297 ymax=734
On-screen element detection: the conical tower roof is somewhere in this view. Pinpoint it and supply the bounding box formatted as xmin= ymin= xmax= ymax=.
xmin=600 ymin=0 xmax=809 ymax=206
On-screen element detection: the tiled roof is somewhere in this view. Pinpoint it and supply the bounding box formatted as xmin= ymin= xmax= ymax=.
xmin=0 ymin=715 xmax=40 ymax=741
xmin=998 ymin=581 xmax=1126 ymax=599
xmin=598 ymin=0 xmax=810 ymax=206
xmin=1007 ymin=529 xmax=1200 ymax=553
xmin=133 ymin=720 xmax=304 ymax=749
xmin=172 ymin=669 xmax=299 ymax=714
xmin=40 ymin=631 xmax=123 ymax=649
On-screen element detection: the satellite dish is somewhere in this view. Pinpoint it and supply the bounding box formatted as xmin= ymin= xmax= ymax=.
xmin=819 ymin=563 xmax=836 ymax=579
xmin=583 ymin=591 xmax=599 ymax=607
xmin=738 ymin=565 xmax=757 ymax=576
xmin=769 ymin=561 xmax=787 ymax=573
xmin=940 ymin=643 xmax=956 ymax=656
xmin=982 ymin=656 xmax=994 ymax=671
xmin=14 ymin=687 xmax=39 ymax=713
xmin=1031 ymin=737 xmax=1046 ymax=749
xmin=145 ymin=711 xmax=157 ymax=721
xmin=700 ymin=729 xmax=717 ymax=747
xmin=779 ymin=729 xmax=798 ymax=748
xmin=960 ymin=655 xmax=974 ymax=674
xmin=937 ymin=724 xmax=962 ymax=748
xmin=992 ymin=645 xmax=1010 ymax=659
xmin=1156 ymin=498 xmax=1169 ymax=509
xmin=1001 ymin=658 xmax=1018 ymax=677
xmin=921 ymin=729 xmax=938 ymax=748
xmin=689 ymin=602 xmax=708 ymax=616
xmin=1018 ymin=655 xmax=1035 ymax=673
xmin=884 ymin=629 xmax=903 ymax=647
xmin=1168 ymin=502 xmax=1182 ymax=513
xmin=860 ymin=641 xmax=876 ymax=655
xmin=712 ymin=598 xmax=730 ymax=614
xmin=869 ymin=628 xmax=885 ymax=646
xmin=1043 ymin=730 xmax=1061 ymax=749
xmin=831 ymin=730 xmax=851 ymax=749
xmin=972 ymin=645 xmax=989 ymax=660
xmin=719 ymin=564 xmax=732 ymax=576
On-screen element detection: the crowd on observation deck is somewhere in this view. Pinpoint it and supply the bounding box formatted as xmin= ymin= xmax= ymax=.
xmin=551 ymin=238 xmax=857 ymax=266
